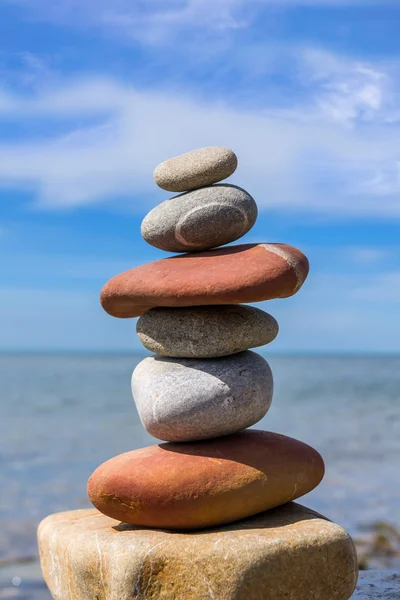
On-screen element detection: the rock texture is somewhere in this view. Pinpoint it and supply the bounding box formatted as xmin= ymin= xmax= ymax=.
xmin=141 ymin=184 xmax=257 ymax=252
xmin=100 ymin=243 xmax=309 ymax=318
xmin=131 ymin=351 xmax=273 ymax=441
xmin=38 ymin=503 xmax=358 ymax=600
xmin=137 ymin=305 xmax=278 ymax=357
xmin=87 ymin=430 xmax=325 ymax=529
xmin=153 ymin=146 xmax=238 ymax=192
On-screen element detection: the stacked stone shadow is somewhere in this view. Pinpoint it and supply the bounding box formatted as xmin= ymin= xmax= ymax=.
xmin=38 ymin=147 xmax=359 ymax=600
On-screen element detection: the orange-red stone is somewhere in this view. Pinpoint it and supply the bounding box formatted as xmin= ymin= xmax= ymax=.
xmin=87 ymin=430 xmax=324 ymax=530
xmin=100 ymin=243 xmax=309 ymax=318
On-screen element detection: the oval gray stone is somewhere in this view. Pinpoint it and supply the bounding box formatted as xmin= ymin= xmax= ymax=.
xmin=137 ymin=305 xmax=279 ymax=358
xmin=141 ymin=184 xmax=257 ymax=252
xmin=153 ymin=146 xmax=238 ymax=192
xmin=131 ymin=351 xmax=273 ymax=442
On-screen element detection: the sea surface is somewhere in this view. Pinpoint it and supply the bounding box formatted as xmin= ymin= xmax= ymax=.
xmin=1 ymin=353 xmax=399 ymax=598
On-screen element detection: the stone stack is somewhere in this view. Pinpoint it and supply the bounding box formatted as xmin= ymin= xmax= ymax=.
xmin=38 ymin=147 xmax=359 ymax=600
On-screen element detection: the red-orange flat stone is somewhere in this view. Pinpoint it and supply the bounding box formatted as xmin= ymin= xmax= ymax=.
xmin=87 ymin=430 xmax=324 ymax=530
xmin=100 ymin=243 xmax=309 ymax=318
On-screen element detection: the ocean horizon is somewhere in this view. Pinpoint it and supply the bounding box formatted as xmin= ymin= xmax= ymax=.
xmin=1 ymin=352 xmax=399 ymax=598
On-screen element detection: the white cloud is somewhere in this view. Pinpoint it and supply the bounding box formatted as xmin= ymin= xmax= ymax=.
xmin=341 ymin=246 xmax=391 ymax=265
xmin=350 ymin=162 xmax=400 ymax=198
xmin=101 ymin=0 xmax=248 ymax=43
xmin=299 ymin=49 xmax=392 ymax=124
xmin=16 ymin=52 xmax=56 ymax=88
xmin=3 ymin=0 xmax=398 ymax=48
xmin=2 ymin=0 xmax=248 ymax=43
xmin=0 ymin=66 xmax=400 ymax=215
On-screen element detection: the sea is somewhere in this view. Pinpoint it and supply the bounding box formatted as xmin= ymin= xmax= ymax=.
xmin=1 ymin=353 xmax=399 ymax=599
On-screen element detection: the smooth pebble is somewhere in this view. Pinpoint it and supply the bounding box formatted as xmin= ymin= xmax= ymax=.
xmin=153 ymin=146 xmax=238 ymax=192
xmin=131 ymin=351 xmax=273 ymax=441
xmin=87 ymin=430 xmax=325 ymax=529
xmin=137 ymin=305 xmax=278 ymax=358
xmin=100 ymin=243 xmax=309 ymax=318
xmin=141 ymin=184 xmax=257 ymax=252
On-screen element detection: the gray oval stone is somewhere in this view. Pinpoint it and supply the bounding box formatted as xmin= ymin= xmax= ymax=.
xmin=137 ymin=305 xmax=279 ymax=358
xmin=153 ymin=146 xmax=238 ymax=192
xmin=141 ymin=184 xmax=257 ymax=252
xmin=131 ymin=351 xmax=273 ymax=442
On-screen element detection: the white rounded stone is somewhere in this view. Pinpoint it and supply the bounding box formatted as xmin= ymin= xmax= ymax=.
xmin=131 ymin=351 xmax=273 ymax=442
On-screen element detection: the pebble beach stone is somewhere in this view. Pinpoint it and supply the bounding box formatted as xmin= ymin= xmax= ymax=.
xmin=87 ymin=430 xmax=325 ymax=529
xmin=153 ymin=146 xmax=238 ymax=192
xmin=38 ymin=503 xmax=358 ymax=600
xmin=131 ymin=351 xmax=273 ymax=441
xmin=100 ymin=242 xmax=309 ymax=318
xmin=137 ymin=305 xmax=278 ymax=357
xmin=141 ymin=184 xmax=257 ymax=252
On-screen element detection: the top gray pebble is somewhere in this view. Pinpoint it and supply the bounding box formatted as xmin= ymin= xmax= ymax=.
xmin=153 ymin=146 xmax=238 ymax=192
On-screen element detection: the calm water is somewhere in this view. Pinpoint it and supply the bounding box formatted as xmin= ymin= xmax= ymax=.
xmin=1 ymin=354 xmax=399 ymax=598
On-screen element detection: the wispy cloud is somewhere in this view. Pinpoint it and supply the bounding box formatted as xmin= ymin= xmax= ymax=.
xmin=3 ymin=0 xmax=399 ymax=46
xmin=0 ymin=51 xmax=399 ymax=216
xmin=3 ymin=0 xmax=248 ymax=44
xmin=298 ymin=49 xmax=396 ymax=125
xmin=341 ymin=246 xmax=392 ymax=265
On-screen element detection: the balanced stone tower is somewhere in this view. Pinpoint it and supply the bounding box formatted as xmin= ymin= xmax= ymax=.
xmin=38 ymin=147 xmax=359 ymax=600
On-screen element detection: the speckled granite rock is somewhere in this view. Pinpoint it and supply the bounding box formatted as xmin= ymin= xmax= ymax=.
xmin=87 ymin=430 xmax=324 ymax=529
xmin=153 ymin=146 xmax=238 ymax=192
xmin=137 ymin=305 xmax=278 ymax=357
xmin=38 ymin=503 xmax=358 ymax=600
xmin=131 ymin=351 xmax=273 ymax=441
xmin=141 ymin=184 xmax=257 ymax=252
xmin=100 ymin=243 xmax=309 ymax=318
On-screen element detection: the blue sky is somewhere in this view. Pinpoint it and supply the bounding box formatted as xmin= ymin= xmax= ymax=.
xmin=0 ymin=0 xmax=399 ymax=353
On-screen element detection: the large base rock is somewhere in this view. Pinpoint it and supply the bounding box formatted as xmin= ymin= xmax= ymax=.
xmin=38 ymin=502 xmax=358 ymax=600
